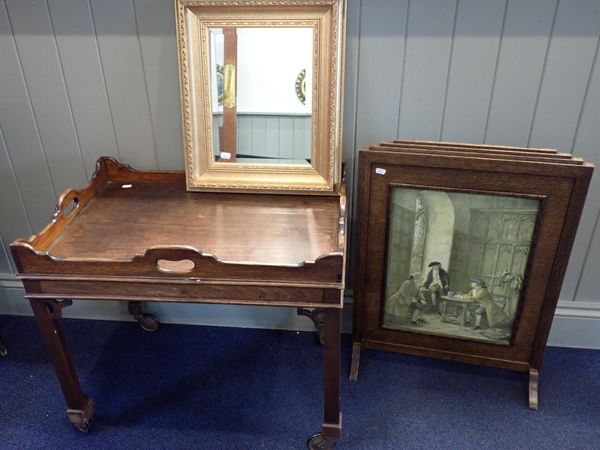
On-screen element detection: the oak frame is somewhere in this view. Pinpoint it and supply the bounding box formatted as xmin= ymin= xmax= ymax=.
xmin=175 ymin=0 xmax=346 ymax=194
xmin=351 ymin=146 xmax=593 ymax=409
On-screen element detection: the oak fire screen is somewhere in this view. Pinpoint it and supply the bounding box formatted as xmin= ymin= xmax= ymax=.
xmin=351 ymin=142 xmax=593 ymax=410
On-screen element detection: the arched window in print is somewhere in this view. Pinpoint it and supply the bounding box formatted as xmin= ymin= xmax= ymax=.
xmin=409 ymin=194 xmax=427 ymax=276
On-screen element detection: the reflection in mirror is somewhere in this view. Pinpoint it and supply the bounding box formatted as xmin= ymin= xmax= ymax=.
xmin=209 ymin=27 xmax=313 ymax=165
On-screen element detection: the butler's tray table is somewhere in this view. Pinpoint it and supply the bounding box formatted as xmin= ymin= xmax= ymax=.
xmin=10 ymin=157 xmax=346 ymax=448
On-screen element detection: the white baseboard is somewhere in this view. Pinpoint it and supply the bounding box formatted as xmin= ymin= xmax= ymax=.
xmin=1 ymin=274 xmax=598 ymax=348
xmin=548 ymin=300 xmax=600 ymax=349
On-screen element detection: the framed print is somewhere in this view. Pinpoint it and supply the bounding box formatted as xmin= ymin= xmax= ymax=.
xmin=382 ymin=186 xmax=540 ymax=345
xmin=351 ymin=143 xmax=594 ymax=410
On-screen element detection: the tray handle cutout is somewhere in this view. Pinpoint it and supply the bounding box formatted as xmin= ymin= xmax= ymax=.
xmin=156 ymin=259 xmax=195 ymax=273
xmin=63 ymin=197 xmax=79 ymax=218
xmin=53 ymin=192 xmax=80 ymax=223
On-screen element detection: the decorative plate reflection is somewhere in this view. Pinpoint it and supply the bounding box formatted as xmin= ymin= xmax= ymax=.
xmin=295 ymin=68 xmax=306 ymax=105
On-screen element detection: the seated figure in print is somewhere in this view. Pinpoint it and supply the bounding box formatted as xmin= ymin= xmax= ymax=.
xmin=421 ymin=261 xmax=449 ymax=314
xmin=464 ymin=277 xmax=510 ymax=330
xmin=386 ymin=273 xmax=425 ymax=325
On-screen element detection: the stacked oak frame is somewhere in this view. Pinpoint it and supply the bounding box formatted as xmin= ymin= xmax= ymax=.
xmin=351 ymin=140 xmax=593 ymax=410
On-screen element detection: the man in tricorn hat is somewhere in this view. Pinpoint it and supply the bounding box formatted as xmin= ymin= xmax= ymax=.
xmin=465 ymin=277 xmax=509 ymax=330
xmin=422 ymin=261 xmax=449 ymax=314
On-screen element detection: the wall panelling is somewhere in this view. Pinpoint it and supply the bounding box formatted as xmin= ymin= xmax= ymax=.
xmin=1 ymin=0 xmax=599 ymax=345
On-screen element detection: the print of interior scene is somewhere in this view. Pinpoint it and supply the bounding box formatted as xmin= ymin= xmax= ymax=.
xmin=383 ymin=188 xmax=540 ymax=344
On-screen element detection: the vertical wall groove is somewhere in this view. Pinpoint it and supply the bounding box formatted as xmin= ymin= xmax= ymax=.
xmin=0 ymin=123 xmax=33 ymax=235
xmin=2 ymin=0 xmax=58 ymax=199
xmin=350 ymin=0 xmax=362 ymax=162
xmin=44 ymin=0 xmax=89 ymax=179
xmin=0 ymin=230 xmax=13 ymax=273
xmin=570 ymin=34 xmax=600 ymax=154
xmin=526 ymin=0 xmax=560 ymax=148
xmin=394 ymin=0 xmax=411 ymax=138
xmin=349 ymin=0 xmax=362 ymax=208
xmin=345 ymin=0 xmax=362 ymax=286
xmin=131 ymin=0 xmax=160 ymax=169
xmin=569 ymin=27 xmax=600 ymax=301
xmin=87 ymin=0 xmax=122 ymax=162
xmin=438 ymin=0 xmax=460 ymax=140
xmin=482 ymin=0 xmax=509 ymax=144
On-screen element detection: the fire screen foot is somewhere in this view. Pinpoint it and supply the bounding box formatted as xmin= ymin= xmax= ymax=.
xmin=529 ymin=368 xmax=539 ymax=410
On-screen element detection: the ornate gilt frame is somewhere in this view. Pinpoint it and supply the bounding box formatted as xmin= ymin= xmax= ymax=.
xmin=175 ymin=0 xmax=346 ymax=194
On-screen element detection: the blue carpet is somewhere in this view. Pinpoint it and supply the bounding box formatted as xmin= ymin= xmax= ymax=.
xmin=0 ymin=314 xmax=599 ymax=449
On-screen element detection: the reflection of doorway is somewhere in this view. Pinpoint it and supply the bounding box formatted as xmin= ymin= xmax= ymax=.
xmin=220 ymin=27 xmax=237 ymax=158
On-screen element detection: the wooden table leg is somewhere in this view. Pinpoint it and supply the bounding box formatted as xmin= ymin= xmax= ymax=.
xmin=29 ymin=299 xmax=95 ymax=432
xmin=307 ymin=307 xmax=341 ymax=449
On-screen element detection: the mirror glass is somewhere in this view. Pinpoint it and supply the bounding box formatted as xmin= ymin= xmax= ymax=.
xmin=208 ymin=27 xmax=313 ymax=165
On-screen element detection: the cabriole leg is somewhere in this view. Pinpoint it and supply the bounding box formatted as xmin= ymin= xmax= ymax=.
xmin=307 ymin=307 xmax=341 ymax=449
xmin=29 ymin=299 xmax=94 ymax=432
xmin=529 ymin=368 xmax=539 ymax=410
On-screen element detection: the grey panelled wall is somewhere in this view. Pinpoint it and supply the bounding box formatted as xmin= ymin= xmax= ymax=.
xmin=236 ymin=115 xmax=311 ymax=160
xmin=352 ymin=0 xmax=600 ymax=307
xmin=211 ymin=115 xmax=311 ymax=160
xmin=1 ymin=0 xmax=599 ymax=344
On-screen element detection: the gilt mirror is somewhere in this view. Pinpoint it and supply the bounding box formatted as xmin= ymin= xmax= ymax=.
xmin=175 ymin=0 xmax=346 ymax=193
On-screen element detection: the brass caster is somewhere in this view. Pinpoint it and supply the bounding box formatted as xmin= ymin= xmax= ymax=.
xmin=307 ymin=432 xmax=337 ymax=450
xmin=75 ymin=421 xmax=90 ymax=433
xmin=138 ymin=313 xmax=160 ymax=332
xmin=67 ymin=397 xmax=95 ymax=433
xmin=128 ymin=302 xmax=160 ymax=332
